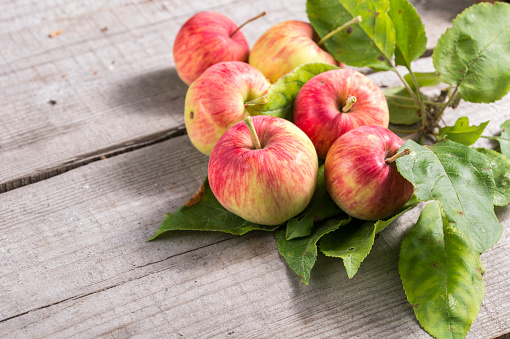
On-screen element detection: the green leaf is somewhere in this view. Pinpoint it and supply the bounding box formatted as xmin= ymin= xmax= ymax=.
xmin=475 ymin=148 xmax=510 ymax=206
xmin=432 ymin=2 xmax=510 ymax=103
xmin=245 ymin=63 xmax=338 ymax=121
xmin=404 ymin=72 xmax=441 ymax=90
xmin=149 ymin=178 xmax=277 ymax=240
xmin=374 ymin=194 xmax=420 ymax=233
xmin=276 ymin=216 xmax=351 ymax=284
xmin=388 ymin=0 xmax=427 ymax=67
xmin=383 ymin=87 xmax=421 ymax=125
xmin=320 ymin=197 xmax=418 ymax=279
xmin=307 ymin=0 xmax=395 ymax=70
xmin=499 ymin=119 xmax=510 ymax=158
xmin=320 ymin=221 xmax=376 ymax=279
xmin=399 ymin=201 xmax=484 ymax=339
xmin=438 ymin=117 xmax=489 ymax=146
xmin=286 ymin=165 xmax=344 ymax=240
xmin=396 ymin=139 xmax=502 ymax=253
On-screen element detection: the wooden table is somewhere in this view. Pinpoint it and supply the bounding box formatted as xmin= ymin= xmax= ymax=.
xmin=1 ymin=0 xmax=509 ymax=338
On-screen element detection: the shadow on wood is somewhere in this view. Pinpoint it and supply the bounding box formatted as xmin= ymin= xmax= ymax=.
xmin=109 ymin=67 xmax=187 ymax=118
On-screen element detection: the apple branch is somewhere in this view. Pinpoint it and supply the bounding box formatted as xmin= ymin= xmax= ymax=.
xmin=342 ymin=95 xmax=357 ymax=112
xmin=385 ymin=148 xmax=411 ymax=164
xmin=230 ymin=12 xmax=266 ymax=38
xmin=434 ymin=85 xmax=460 ymax=123
xmin=244 ymin=116 xmax=262 ymax=149
xmin=317 ymin=16 xmax=362 ymax=47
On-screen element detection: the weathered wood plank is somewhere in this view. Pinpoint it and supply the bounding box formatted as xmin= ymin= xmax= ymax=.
xmin=0 ymin=0 xmax=470 ymax=192
xmin=0 ymin=133 xmax=509 ymax=338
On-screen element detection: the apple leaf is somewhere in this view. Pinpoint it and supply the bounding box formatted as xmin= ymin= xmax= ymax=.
xmin=276 ymin=216 xmax=351 ymax=284
xmin=383 ymin=87 xmax=421 ymax=125
xmin=432 ymin=2 xmax=510 ymax=103
xmin=396 ymin=139 xmax=502 ymax=253
xmin=149 ymin=178 xmax=278 ymax=240
xmin=475 ymin=148 xmax=510 ymax=206
xmin=307 ymin=0 xmax=395 ymax=70
xmin=388 ymin=0 xmax=427 ymax=68
xmin=286 ymin=165 xmax=344 ymax=240
xmin=320 ymin=221 xmax=376 ymax=279
xmin=245 ymin=63 xmax=338 ymax=121
xmin=438 ymin=117 xmax=489 ymax=146
xmin=404 ymin=72 xmax=441 ymax=90
xmin=320 ymin=197 xmax=418 ymax=279
xmin=399 ymin=201 xmax=484 ymax=339
xmin=498 ymin=120 xmax=510 ymax=158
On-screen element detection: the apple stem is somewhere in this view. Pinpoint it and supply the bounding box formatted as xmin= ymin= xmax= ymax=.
xmin=230 ymin=12 xmax=267 ymax=38
xmin=244 ymin=96 xmax=269 ymax=107
xmin=317 ymin=16 xmax=362 ymax=47
xmin=244 ymin=116 xmax=262 ymax=150
xmin=342 ymin=95 xmax=357 ymax=112
xmin=385 ymin=148 xmax=411 ymax=164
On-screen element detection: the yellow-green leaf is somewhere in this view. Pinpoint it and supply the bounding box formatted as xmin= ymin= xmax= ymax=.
xmin=399 ymin=201 xmax=484 ymax=339
xmin=307 ymin=0 xmax=395 ymax=70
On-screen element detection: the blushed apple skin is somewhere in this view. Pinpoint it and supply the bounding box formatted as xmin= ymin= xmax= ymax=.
xmin=208 ymin=115 xmax=318 ymax=225
xmin=294 ymin=69 xmax=389 ymax=159
xmin=249 ymin=21 xmax=338 ymax=83
xmin=324 ymin=126 xmax=414 ymax=221
xmin=185 ymin=61 xmax=271 ymax=156
xmin=174 ymin=11 xmax=250 ymax=86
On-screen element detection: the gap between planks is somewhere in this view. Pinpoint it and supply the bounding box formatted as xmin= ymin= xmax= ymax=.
xmin=0 ymin=126 xmax=186 ymax=194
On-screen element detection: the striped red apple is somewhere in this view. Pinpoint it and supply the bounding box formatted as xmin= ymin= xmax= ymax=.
xmin=249 ymin=20 xmax=339 ymax=83
xmin=324 ymin=126 xmax=414 ymax=221
xmin=184 ymin=61 xmax=271 ymax=156
xmin=174 ymin=11 xmax=265 ymax=86
xmin=208 ymin=115 xmax=318 ymax=225
xmin=294 ymin=69 xmax=389 ymax=159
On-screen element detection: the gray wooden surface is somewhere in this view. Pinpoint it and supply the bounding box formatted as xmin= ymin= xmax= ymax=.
xmin=1 ymin=0 xmax=509 ymax=338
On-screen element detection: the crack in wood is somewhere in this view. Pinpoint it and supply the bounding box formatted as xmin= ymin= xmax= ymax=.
xmin=0 ymin=126 xmax=187 ymax=194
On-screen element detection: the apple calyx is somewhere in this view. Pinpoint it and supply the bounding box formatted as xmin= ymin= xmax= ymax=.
xmin=230 ymin=12 xmax=267 ymax=38
xmin=317 ymin=15 xmax=362 ymax=47
xmin=244 ymin=116 xmax=262 ymax=149
xmin=384 ymin=148 xmax=411 ymax=164
xmin=341 ymin=95 xmax=357 ymax=112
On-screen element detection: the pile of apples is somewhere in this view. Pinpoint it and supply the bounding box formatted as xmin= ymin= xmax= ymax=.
xmin=173 ymin=11 xmax=414 ymax=226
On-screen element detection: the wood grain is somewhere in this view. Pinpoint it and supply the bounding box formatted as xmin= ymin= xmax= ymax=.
xmin=0 ymin=0 xmax=472 ymax=192
xmin=0 ymin=134 xmax=509 ymax=338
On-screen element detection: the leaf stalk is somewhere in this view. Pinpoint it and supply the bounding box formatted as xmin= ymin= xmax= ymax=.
xmin=406 ymin=69 xmax=427 ymax=128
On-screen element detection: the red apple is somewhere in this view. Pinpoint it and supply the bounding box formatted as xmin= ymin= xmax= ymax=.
xmin=185 ymin=61 xmax=271 ymax=156
xmin=174 ymin=11 xmax=253 ymax=86
xmin=324 ymin=126 xmax=414 ymax=221
xmin=248 ymin=20 xmax=339 ymax=83
xmin=208 ymin=115 xmax=318 ymax=225
xmin=294 ymin=69 xmax=389 ymax=159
